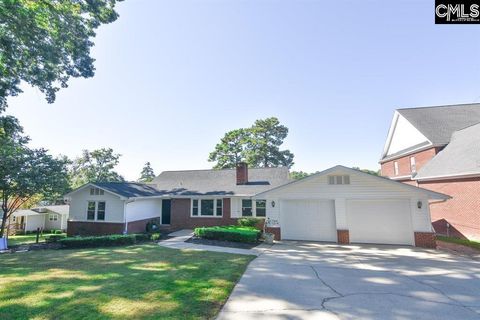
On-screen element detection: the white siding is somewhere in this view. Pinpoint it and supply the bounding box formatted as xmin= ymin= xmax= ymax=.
xmin=264 ymin=168 xmax=434 ymax=233
xmin=386 ymin=113 xmax=430 ymax=156
xmin=69 ymin=187 xmax=125 ymax=223
xmin=61 ymin=214 xmax=68 ymax=230
xmin=125 ymin=199 xmax=162 ymax=222
xmin=45 ymin=214 xmax=62 ymax=230
xmin=25 ymin=215 xmax=45 ymax=231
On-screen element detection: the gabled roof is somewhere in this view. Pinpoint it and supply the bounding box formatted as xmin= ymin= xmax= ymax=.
xmin=415 ymin=123 xmax=480 ymax=180
xmin=92 ymin=182 xmax=166 ymax=198
xmin=397 ymin=103 xmax=480 ymax=146
xmin=152 ymin=167 xmax=290 ymax=196
xmin=254 ymin=165 xmax=450 ymax=200
xmin=64 ymin=182 xmax=166 ymax=199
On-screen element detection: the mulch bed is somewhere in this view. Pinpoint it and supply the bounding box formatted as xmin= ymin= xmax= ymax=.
xmin=186 ymin=236 xmax=261 ymax=249
xmin=437 ymin=240 xmax=480 ymax=260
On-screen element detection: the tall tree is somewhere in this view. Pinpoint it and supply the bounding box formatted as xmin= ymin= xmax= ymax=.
xmin=138 ymin=162 xmax=155 ymax=183
xmin=208 ymin=118 xmax=294 ymax=169
xmin=70 ymin=148 xmax=124 ymax=188
xmin=352 ymin=167 xmax=380 ymax=176
xmin=0 ymin=115 xmax=70 ymax=237
xmin=247 ymin=117 xmax=294 ymax=168
xmin=0 ymin=0 xmax=123 ymax=111
xmin=208 ymin=129 xmax=249 ymax=169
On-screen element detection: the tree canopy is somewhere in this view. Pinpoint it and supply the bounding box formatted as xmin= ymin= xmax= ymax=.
xmin=208 ymin=117 xmax=294 ymax=169
xmin=70 ymin=148 xmax=124 ymax=188
xmin=0 ymin=0 xmax=123 ymax=111
xmin=0 ymin=115 xmax=70 ymax=237
xmin=138 ymin=162 xmax=155 ymax=183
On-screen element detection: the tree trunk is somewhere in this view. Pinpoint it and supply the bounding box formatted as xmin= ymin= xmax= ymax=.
xmin=0 ymin=208 xmax=7 ymax=238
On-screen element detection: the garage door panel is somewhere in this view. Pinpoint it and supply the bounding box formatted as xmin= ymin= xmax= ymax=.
xmin=281 ymin=200 xmax=337 ymax=242
xmin=347 ymin=200 xmax=413 ymax=245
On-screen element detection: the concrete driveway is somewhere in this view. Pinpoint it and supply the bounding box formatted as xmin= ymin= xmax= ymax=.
xmin=217 ymin=242 xmax=480 ymax=320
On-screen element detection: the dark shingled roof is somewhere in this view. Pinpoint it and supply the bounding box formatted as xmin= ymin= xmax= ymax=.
xmin=151 ymin=167 xmax=291 ymax=196
xmin=397 ymin=103 xmax=480 ymax=146
xmin=93 ymin=182 xmax=166 ymax=198
xmin=415 ymin=123 xmax=480 ymax=179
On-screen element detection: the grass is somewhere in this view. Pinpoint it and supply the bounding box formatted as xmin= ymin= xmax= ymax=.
xmin=7 ymin=233 xmax=66 ymax=246
xmin=0 ymin=244 xmax=254 ymax=319
xmin=437 ymin=235 xmax=480 ymax=251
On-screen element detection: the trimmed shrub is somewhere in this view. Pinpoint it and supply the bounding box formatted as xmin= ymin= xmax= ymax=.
xmin=59 ymin=234 xmax=137 ymax=248
xmin=194 ymin=226 xmax=261 ymax=243
xmin=238 ymin=217 xmax=262 ymax=228
xmin=133 ymin=233 xmax=150 ymax=242
xmin=45 ymin=234 xmax=67 ymax=243
xmin=54 ymin=230 xmax=63 ymax=235
xmin=150 ymin=233 xmax=161 ymax=241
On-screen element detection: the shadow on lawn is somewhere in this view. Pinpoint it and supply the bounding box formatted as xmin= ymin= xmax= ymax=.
xmin=0 ymin=244 xmax=254 ymax=320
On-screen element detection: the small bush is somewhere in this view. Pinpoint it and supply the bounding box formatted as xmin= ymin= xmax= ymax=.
xmin=54 ymin=230 xmax=63 ymax=235
xmin=45 ymin=234 xmax=67 ymax=243
xmin=238 ymin=218 xmax=262 ymax=228
xmin=150 ymin=233 xmax=161 ymax=241
xmin=194 ymin=226 xmax=261 ymax=243
xmin=59 ymin=234 xmax=137 ymax=249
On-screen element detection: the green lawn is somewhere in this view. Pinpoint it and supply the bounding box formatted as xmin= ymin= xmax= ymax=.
xmin=0 ymin=244 xmax=254 ymax=319
xmin=7 ymin=233 xmax=66 ymax=246
xmin=437 ymin=235 xmax=480 ymax=251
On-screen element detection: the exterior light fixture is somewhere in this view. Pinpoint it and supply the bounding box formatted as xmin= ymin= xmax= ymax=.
xmin=271 ymin=201 xmax=275 ymax=208
xmin=417 ymin=201 xmax=423 ymax=209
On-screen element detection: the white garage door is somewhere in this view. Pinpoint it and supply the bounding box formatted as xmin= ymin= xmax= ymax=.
xmin=280 ymin=200 xmax=337 ymax=242
xmin=346 ymin=199 xmax=413 ymax=245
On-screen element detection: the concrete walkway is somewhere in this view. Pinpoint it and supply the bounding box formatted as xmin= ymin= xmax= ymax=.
xmin=218 ymin=241 xmax=480 ymax=320
xmin=158 ymin=229 xmax=270 ymax=256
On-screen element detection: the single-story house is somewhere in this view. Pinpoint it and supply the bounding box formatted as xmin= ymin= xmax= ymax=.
xmin=8 ymin=205 xmax=69 ymax=234
xmin=64 ymin=163 xmax=449 ymax=248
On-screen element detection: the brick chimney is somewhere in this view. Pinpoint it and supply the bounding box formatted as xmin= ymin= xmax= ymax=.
xmin=236 ymin=162 xmax=248 ymax=185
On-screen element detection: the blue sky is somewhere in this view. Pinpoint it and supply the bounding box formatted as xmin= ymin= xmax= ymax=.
xmin=6 ymin=0 xmax=480 ymax=181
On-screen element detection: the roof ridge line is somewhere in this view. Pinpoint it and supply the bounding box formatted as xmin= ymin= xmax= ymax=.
xmin=397 ymin=102 xmax=480 ymax=111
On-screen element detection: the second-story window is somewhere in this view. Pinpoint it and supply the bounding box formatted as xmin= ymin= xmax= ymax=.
xmin=394 ymin=161 xmax=399 ymax=176
xmin=410 ymin=157 xmax=416 ymax=173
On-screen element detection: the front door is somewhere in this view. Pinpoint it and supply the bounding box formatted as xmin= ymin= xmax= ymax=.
xmin=162 ymin=199 xmax=171 ymax=225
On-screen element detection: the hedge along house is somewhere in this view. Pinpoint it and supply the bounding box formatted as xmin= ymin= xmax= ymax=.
xmin=254 ymin=166 xmax=449 ymax=248
xmin=64 ymin=163 xmax=290 ymax=236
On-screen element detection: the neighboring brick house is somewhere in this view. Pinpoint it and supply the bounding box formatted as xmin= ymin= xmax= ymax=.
xmin=380 ymin=103 xmax=480 ymax=240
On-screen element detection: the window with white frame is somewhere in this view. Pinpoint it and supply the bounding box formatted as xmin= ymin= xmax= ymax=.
xmin=89 ymin=187 xmax=104 ymax=196
xmin=49 ymin=214 xmax=58 ymax=221
xmin=242 ymin=199 xmax=253 ymax=216
xmin=191 ymin=199 xmax=223 ymax=217
xmin=410 ymin=157 xmax=416 ymax=173
xmin=255 ymin=200 xmax=266 ymax=217
xmin=86 ymin=201 xmax=106 ymax=221
xmin=327 ymin=175 xmax=350 ymax=185
xmin=394 ymin=161 xmax=399 ymax=175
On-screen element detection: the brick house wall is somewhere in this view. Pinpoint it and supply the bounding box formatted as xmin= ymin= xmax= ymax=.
xmin=67 ymin=221 xmax=124 ymax=236
xmin=418 ymin=177 xmax=480 ymax=240
xmin=381 ymin=147 xmax=440 ymax=178
xmin=170 ymin=198 xmax=239 ymax=230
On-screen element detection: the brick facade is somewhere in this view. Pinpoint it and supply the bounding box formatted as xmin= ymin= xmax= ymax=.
xmin=170 ymin=198 xmax=239 ymax=230
xmin=381 ymin=147 xmax=440 ymax=178
xmin=337 ymin=230 xmax=350 ymax=244
xmin=67 ymin=220 xmax=124 ymax=236
xmin=265 ymin=227 xmax=281 ymax=240
xmin=127 ymin=217 xmax=160 ymax=234
xmin=418 ymin=177 xmax=480 ymax=240
xmin=414 ymin=232 xmax=436 ymax=248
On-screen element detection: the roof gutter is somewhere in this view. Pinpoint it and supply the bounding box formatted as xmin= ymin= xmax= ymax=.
xmin=415 ymin=171 xmax=480 ymax=182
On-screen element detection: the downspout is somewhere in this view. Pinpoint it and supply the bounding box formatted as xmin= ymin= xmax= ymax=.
xmin=123 ymin=199 xmax=134 ymax=234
